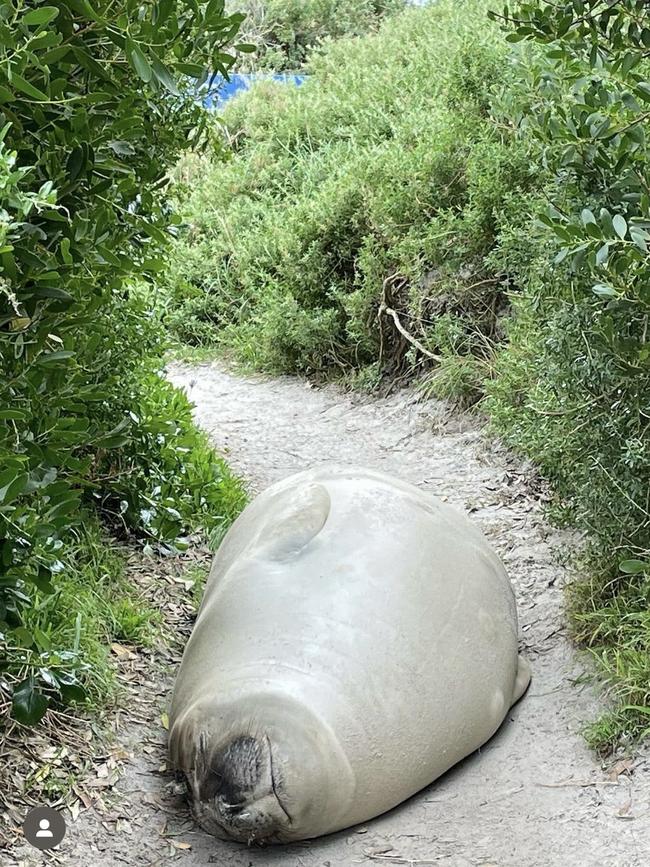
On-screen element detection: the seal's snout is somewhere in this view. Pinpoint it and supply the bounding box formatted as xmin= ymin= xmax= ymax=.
xmin=194 ymin=734 xmax=291 ymax=843
xmin=205 ymin=735 xmax=264 ymax=805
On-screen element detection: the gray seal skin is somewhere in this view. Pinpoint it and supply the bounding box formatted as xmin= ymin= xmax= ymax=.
xmin=169 ymin=465 xmax=531 ymax=844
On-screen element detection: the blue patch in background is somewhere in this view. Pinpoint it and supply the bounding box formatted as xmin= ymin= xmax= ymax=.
xmin=203 ymin=73 xmax=306 ymax=109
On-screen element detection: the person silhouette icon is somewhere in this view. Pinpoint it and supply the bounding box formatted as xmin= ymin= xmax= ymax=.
xmin=35 ymin=818 xmax=53 ymax=838
xmin=24 ymin=805 xmax=66 ymax=849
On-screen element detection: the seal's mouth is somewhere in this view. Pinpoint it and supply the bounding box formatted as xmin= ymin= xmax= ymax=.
xmin=190 ymin=734 xmax=292 ymax=843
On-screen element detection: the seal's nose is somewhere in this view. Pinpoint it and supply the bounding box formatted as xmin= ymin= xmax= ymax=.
xmin=192 ymin=734 xmax=291 ymax=842
xmin=217 ymin=794 xmax=247 ymax=817
xmin=215 ymin=790 xmax=287 ymax=842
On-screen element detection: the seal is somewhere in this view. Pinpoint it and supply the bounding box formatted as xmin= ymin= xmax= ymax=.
xmin=169 ymin=465 xmax=531 ymax=843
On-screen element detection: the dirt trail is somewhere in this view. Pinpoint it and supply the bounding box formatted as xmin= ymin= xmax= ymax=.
xmin=10 ymin=361 xmax=650 ymax=866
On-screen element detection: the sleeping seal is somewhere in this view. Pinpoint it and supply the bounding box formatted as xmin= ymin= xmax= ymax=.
xmin=169 ymin=465 xmax=530 ymax=843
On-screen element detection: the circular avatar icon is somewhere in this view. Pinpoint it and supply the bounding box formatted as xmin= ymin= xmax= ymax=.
xmin=23 ymin=806 xmax=66 ymax=850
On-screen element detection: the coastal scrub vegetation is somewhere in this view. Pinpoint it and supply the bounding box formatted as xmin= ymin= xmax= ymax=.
xmin=0 ymin=0 xmax=245 ymax=727
xmin=162 ymin=0 xmax=650 ymax=750
xmin=229 ymin=0 xmax=405 ymax=70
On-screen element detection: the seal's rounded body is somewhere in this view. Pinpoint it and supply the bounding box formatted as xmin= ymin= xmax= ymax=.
xmin=169 ymin=465 xmax=530 ymax=843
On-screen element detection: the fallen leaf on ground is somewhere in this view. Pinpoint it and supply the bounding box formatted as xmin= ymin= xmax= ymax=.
xmin=608 ymin=759 xmax=634 ymax=781
xmin=111 ymin=643 xmax=135 ymax=659
xmin=72 ymin=786 xmax=93 ymax=809
xmin=86 ymin=774 xmax=119 ymax=789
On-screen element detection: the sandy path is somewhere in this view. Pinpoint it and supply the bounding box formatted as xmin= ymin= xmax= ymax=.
xmin=10 ymin=361 xmax=650 ymax=866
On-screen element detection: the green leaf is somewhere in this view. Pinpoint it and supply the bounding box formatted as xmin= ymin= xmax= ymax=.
xmin=139 ymin=220 xmax=169 ymax=244
xmin=66 ymin=146 xmax=85 ymax=182
xmin=599 ymin=208 xmax=614 ymax=235
xmin=66 ymin=0 xmax=99 ymax=20
xmin=46 ymin=497 xmax=81 ymax=519
xmin=612 ymin=215 xmax=627 ymax=240
xmin=592 ymin=283 xmax=617 ymax=298
xmin=175 ymin=62 xmax=205 ymax=77
xmin=35 ymin=350 xmax=75 ymax=365
xmin=127 ymin=40 xmax=152 ymax=83
xmin=635 ymin=82 xmax=650 ymax=103
xmin=23 ymin=6 xmax=60 ymax=26
xmin=619 ymin=559 xmax=648 ymax=575
xmin=151 ymin=56 xmax=180 ymax=96
xmin=13 ymin=626 xmax=34 ymax=648
xmin=60 ymin=237 xmax=73 ymax=264
xmin=41 ymin=45 xmax=72 ymax=65
xmin=142 ymin=257 xmax=165 ymax=272
xmin=9 ymin=73 xmax=48 ymax=101
xmin=31 ymin=286 xmax=74 ymax=302
xmin=108 ymin=140 xmax=136 ymax=156
xmin=12 ymin=678 xmax=49 ymax=726
xmin=0 ymin=469 xmax=29 ymax=505
xmin=95 ymin=433 xmax=130 ymax=449
xmin=59 ymin=681 xmax=86 ymax=703
xmin=595 ymin=244 xmax=609 ymax=266
xmin=630 ymin=228 xmax=648 ymax=252
xmin=33 ymin=629 xmax=51 ymax=651
xmin=31 ymin=569 xmax=55 ymax=594
xmin=154 ymin=0 xmax=174 ymax=29
xmin=57 ymin=673 xmax=87 ymax=704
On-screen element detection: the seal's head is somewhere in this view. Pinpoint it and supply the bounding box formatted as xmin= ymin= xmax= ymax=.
xmin=169 ymin=693 xmax=354 ymax=844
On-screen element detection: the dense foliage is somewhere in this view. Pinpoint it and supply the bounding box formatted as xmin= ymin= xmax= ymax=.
xmin=0 ymin=0 xmax=245 ymax=725
xmin=487 ymin=0 xmax=650 ymax=748
xmin=163 ymin=2 xmax=530 ymax=381
xmin=162 ymin=0 xmax=650 ymax=749
xmin=229 ymin=0 xmax=404 ymax=70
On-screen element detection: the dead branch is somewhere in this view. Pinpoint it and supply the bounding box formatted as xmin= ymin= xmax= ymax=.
xmin=379 ymin=302 xmax=442 ymax=363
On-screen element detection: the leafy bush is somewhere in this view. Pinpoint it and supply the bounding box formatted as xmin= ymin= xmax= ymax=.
xmin=485 ymin=0 xmax=650 ymax=749
xmin=162 ymin=2 xmax=534 ymax=378
xmin=230 ymin=0 xmax=404 ymax=70
xmin=0 ymin=0 xmax=245 ymax=724
xmin=96 ymin=371 xmax=245 ymax=549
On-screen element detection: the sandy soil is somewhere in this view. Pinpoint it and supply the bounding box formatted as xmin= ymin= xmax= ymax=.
xmin=8 ymin=361 xmax=650 ymax=867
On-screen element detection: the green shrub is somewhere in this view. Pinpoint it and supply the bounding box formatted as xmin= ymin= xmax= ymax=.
xmin=230 ymin=0 xmax=404 ymax=70
xmin=485 ymin=0 xmax=650 ymax=749
xmin=0 ymin=0 xmax=245 ymax=725
xmin=96 ymin=371 xmax=245 ymax=549
xmin=163 ymin=2 xmax=535 ymax=377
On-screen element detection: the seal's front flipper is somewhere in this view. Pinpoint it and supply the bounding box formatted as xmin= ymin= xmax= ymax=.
xmin=257 ymin=483 xmax=331 ymax=562
xmin=511 ymin=655 xmax=531 ymax=706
